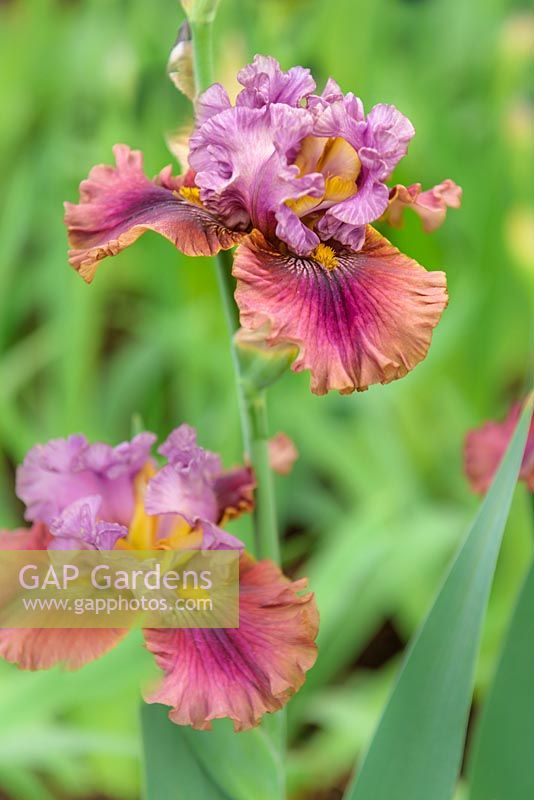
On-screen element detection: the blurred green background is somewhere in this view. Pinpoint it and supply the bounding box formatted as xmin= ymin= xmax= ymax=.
xmin=0 ymin=0 xmax=531 ymax=797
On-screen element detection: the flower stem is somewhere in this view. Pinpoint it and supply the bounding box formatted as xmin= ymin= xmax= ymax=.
xmin=189 ymin=20 xmax=213 ymax=95
xmin=216 ymin=251 xmax=280 ymax=562
xmin=245 ymin=388 xmax=280 ymax=562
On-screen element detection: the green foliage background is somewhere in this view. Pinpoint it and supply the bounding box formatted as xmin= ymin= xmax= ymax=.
xmin=0 ymin=0 xmax=531 ymax=797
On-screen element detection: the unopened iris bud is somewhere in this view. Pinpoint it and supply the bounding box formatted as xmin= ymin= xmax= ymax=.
xmin=180 ymin=0 xmax=221 ymax=24
xmin=168 ymin=21 xmax=195 ymax=100
xmin=235 ymin=327 xmax=297 ymax=392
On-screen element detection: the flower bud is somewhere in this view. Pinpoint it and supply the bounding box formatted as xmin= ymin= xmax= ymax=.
xmin=181 ymin=0 xmax=221 ymax=24
xmin=167 ymin=21 xmax=195 ymax=100
xmin=235 ymin=327 xmax=297 ymax=392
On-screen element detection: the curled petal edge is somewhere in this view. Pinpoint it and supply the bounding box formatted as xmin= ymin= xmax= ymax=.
xmin=65 ymin=144 xmax=244 ymax=283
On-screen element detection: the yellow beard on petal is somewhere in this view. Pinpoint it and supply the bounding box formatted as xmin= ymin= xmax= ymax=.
xmin=313 ymin=243 xmax=339 ymax=271
xmin=178 ymin=186 xmax=203 ymax=206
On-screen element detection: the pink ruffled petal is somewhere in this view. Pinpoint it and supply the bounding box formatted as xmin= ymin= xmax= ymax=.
xmin=16 ymin=432 xmax=155 ymax=528
xmin=144 ymin=464 xmax=219 ymax=523
xmin=464 ymin=403 xmax=534 ymax=494
xmin=189 ymin=104 xmax=322 ymax=245
xmin=49 ymin=496 xmax=128 ymax=550
xmin=236 ymin=55 xmax=316 ymax=108
xmin=144 ymin=555 xmax=318 ymax=731
xmin=196 ymin=83 xmax=232 ymax=125
xmin=386 ymin=180 xmax=462 ymax=232
xmin=65 ymin=144 xmax=242 ymax=282
xmin=233 ymin=227 xmax=448 ymax=395
xmin=0 ymin=628 xmax=126 ymax=671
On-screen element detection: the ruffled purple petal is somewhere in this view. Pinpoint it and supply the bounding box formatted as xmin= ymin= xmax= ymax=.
xmin=275 ymin=204 xmax=320 ymax=255
xmin=145 ymin=425 xmax=223 ymax=523
xmin=311 ymin=95 xmax=414 ymax=234
xmin=189 ymin=103 xmax=323 ymax=245
xmin=315 ymin=213 xmax=366 ymax=251
xmin=308 ymin=77 xmax=345 ymax=113
xmin=316 ymin=178 xmax=390 ymax=249
xmin=197 ymin=519 xmax=244 ymax=551
xmin=65 ymin=144 xmax=243 ymax=282
xmin=364 ymin=104 xmax=415 ymax=177
xmin=234 ymin=228 xmax=447 ymax=395
xmin=146 ymin=425 xmax=255 ymax=532
xmin=158 ymin=424 xmax=221 ymax=478
xmin=144 ymin=464 xmax=219 ymax=524
xmin=16 ymin=432 xmax=155 ymax=527
xmin=236 ymin=55 xmax=316 ymax=108
xmin=196 ymin=83 xmax=232 ymax=125
xmin=49 ymin=496 xmax=128 ymax=550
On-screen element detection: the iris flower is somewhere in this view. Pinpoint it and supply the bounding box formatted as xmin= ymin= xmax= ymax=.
xmin=65 ymin=56 xmax=461 ymax=395
xmin=0 ymin=426 xmax=318 ymax=731
xmin=464 ymin=403 xmax=534 ymax=494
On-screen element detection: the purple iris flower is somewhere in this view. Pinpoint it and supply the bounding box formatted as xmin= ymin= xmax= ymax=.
xmin=65 ymin=55 xmax=460 ymax=394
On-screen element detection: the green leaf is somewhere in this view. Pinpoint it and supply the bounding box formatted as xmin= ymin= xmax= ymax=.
xmin=467 ymin=556 xmax=534 ymax=800
xmin=344 ymin=397 xmax=533 ymax=800
xmin=141 ymin=704 xmax=230 ymax=800
xmin=141 ymin=704 xmax=284 ymax=800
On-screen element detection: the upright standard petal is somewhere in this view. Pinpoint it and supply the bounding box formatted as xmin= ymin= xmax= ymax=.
xmin=189 ymin=103 xmax=323 ymax=248
xmin=144 ymin=555 xmax=318 ymax=731
xmin=65 ymin=144 xmax=242 ymax=282
xmin=464 ymin=403 xmax=534 ymax=494
xmin=234 ymin=228 xmax=447 ymax=395
xmin=16 ymin=432 xmax=155 ymax=527
xmin=386 ymin=180 xmax=463 ymax=232
xmin=145 ymin=424 xmax=255 ymax=526
xmin=144 ymin=464 xmax=219 ymax=524
xmin=195 ymin=83 xmax=232 ymax=125
xmin=236 ymin=55 xmax=316 ymax=108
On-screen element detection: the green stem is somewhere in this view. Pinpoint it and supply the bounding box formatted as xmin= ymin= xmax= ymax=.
xmin=191 ymin=16 xmax=280 ymax=564
xmin=190 ymin=20 xmax=213 ymax=94
xmin=216 ymin=251 xmax=279 ymax=561
xmin=246 ymin=389 xmax=280 ymax=562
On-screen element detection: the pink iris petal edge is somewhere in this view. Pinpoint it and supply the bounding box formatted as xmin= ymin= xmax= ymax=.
xmin=144 ymin=554 xmax=319 ymax=731
xmin=0 ymin=524 xmax=126 ymax=670
xmin=385 ymin=180 xmax=463 ymax=232
xmin=64 ymin=144 xmax=244 ymax=283
xmin=233 ymin=226 xmax=448 ymax=395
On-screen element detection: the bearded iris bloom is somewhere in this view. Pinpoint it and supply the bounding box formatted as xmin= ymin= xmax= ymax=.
xmin=464 ymin=403 xmax=534 ymax=494
xmin=65 ymin=56 xmax=460 ymax=395
xmin=0 ymin=426 xmax=318 ymax=731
